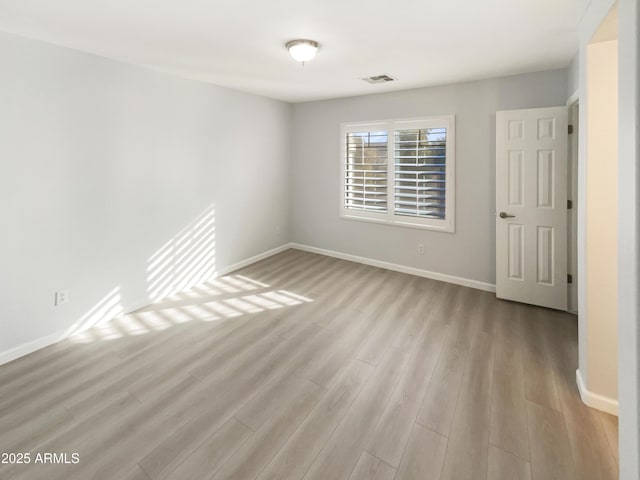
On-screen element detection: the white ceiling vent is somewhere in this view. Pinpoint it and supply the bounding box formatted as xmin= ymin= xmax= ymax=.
xmin=362 ymin=74 xmax=397 ymax=84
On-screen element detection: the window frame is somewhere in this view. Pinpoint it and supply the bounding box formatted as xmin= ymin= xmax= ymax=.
xmin=340 ymin=115 xmax=456 ymax=233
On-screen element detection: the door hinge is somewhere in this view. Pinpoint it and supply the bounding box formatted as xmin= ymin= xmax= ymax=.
xmin=567 ymin=199 xmax=573 ymax=209
xmin=568 ymin=274 xmax=573 ymax=284
xmin=568 ymin=124 xmax=574 ymax=134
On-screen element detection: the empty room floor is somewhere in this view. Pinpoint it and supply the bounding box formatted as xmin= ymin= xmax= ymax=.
xmin=0 ymin=249 xmax=618 ymax=480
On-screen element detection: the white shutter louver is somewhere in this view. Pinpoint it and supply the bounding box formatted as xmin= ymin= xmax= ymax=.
xmin=394 ymin=127 xmax=447 ymax=219
xmin=344 ymin=131 xmax=388 ymax=213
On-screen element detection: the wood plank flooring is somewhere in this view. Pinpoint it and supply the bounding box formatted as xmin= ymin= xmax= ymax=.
xmin=0 ymin=249 xmax=618 ymax=480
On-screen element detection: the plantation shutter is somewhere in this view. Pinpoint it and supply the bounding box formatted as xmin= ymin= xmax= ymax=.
xmin=394 ymin=127 xmax=447 ymax=219
xmin=344 ymin=131 xmax=388 ymax=213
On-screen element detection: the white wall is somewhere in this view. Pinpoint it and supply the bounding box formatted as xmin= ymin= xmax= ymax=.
xmin=291 ymin=70 xmax=567 ymax=286
xmin=0 ymin=31 xmax=291 ymax=359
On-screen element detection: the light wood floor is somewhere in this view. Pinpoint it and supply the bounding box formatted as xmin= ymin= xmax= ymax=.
xmin=0 ymin=249 xmax=618 ymax=480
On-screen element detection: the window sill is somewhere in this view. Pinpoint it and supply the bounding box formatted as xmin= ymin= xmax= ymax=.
xmin=340 ymin=211 xmax=455 ymax=233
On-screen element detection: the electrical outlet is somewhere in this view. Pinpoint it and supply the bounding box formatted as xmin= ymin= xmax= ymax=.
xmin=55 ymin=290 xmax=69 ymax=306
xmin=418 ymin=243 xmax=425 ymax=255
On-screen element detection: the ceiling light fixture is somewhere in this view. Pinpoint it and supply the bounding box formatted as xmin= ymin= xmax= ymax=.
xmin=286 ymin=39 xmax=319 ymax=64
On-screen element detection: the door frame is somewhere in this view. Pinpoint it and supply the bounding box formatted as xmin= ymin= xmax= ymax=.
xmin=567 ymin=97 xmax=579 ymax=314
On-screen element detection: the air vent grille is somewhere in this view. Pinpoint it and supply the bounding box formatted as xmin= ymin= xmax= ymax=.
xmin=363 ymin=74 xmax=396 ymax=84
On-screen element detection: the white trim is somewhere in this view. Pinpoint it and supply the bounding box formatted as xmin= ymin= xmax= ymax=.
xmin=340 ymin=212 xmax=455 ymax=232
xmin=290 ymin=243 xmax=496 ymax=292
xmin=567 ymin=100 xmax=579 ymax=315
xmin=117 ymin=244 xmax=295 ymax=316
xmin=0 ymin=331 xmax=67 ymax=367
xmin=0 ymin=243 xmax=293 ymax=366
xmin=120 ymin=244 xmax=294 ymax=317
xmin=216 ymin=243 xmax=294 ymax=276
xmin=576 ymin=368 xmax=619 ymax=416
xmin=566 ymin=90 xmax=579 ymax=106
xmin=123 ymin=297 xmax=152 ymax=316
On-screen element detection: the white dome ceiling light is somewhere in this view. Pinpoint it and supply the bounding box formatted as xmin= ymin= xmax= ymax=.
xmin=286 ymin=39 xmax=319 ymax=65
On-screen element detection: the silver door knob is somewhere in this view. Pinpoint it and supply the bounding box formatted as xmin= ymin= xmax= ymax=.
xmin=499 ymin=212 xmax=515 ymax=218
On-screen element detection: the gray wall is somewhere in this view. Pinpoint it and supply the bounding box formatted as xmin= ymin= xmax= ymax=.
xmin=617 ymin=0 xmax=640 ymax=475
xmin=291 ymin=70 xmax=567 ymax=285
xmin=0 ymin=30 xmax=571 ymax=359
xmin=0 ymin=31 xmax=291 ymax=355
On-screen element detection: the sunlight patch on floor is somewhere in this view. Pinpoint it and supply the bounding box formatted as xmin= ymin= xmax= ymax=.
xmin=68 ymin=273 xmax=313 ymax=344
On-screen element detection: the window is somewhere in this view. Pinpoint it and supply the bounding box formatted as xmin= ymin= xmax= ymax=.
xmin=341 ymin=115 xmax=455 ymax=232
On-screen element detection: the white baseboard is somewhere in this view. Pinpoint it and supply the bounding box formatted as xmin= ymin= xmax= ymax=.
xmin=122 ymin=297 xmax=153 ymax=316
xmin=217 ymin=243 xmax=294 ymax=277
xmin=121 ymin=244 xmax=294 ymax=317
xmin=0 ymin=331 xmax=67 ymax=366
xmin=576 ymin=369 xmax=619 ymax=416
xmin=290 ymin=243 xmax=496 ymax=293
xmin=0 ymin=243 xmax=294 ymax=367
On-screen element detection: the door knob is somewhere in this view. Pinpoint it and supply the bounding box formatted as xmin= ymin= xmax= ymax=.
xmin=499 ymin=212 xmax=515 ymax=219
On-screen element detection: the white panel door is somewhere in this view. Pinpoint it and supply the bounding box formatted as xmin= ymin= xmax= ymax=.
xmin=496 ymin=107 xmax=568 ymax=310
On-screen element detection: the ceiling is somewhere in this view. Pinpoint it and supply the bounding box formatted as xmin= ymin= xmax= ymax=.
xmin=0 ymin=0 xmax=588 ymax=103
